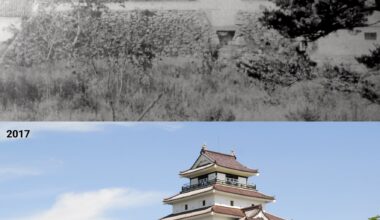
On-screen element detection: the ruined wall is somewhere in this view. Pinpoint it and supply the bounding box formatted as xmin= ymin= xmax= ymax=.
xmin=5 ymin=9 xmax=213 ymax=65
xmin=107 ymin=10 xmax=212 ymax=57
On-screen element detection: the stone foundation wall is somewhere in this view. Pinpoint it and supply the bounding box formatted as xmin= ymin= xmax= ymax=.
xmin=5 ymin=9 xmax=214 ymax=65
xmin=103 ymin=10 xmax=212 ymax=57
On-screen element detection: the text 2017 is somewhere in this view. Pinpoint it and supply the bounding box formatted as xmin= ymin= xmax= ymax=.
xmin=6 ymin=130 xmax=30 ymax=138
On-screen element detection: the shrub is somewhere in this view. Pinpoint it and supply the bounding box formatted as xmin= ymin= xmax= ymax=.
xmin=235 ymin=12 xmax=316 ymax=91
xmin=356 ymin=44 xmax=380 ymax=70
xmin=202 ymin=106 xmax=236 ymax=121
xmin=286 ymin=106 xmax=321 ymax=121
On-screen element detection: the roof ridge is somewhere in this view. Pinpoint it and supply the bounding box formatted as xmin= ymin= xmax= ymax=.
xmin=203 ymin=149 xmax=236 ymax=158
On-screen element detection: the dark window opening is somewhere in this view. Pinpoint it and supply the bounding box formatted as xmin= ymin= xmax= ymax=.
xmin=226 ymin=174 xmax=239 ymax=184
xmin=202 ymin=200 xmax=206 ymax=206
xmin=226 ymin=174 xmax=238 ymax=179
xmin=365 ymin=32 xmax=377 ymax=40
xmin=198 ymin=174 xmax=209 ymax=185
xmin=185 ymin=204 xmax=188 ymax=210
xmin=216 ymin=30 xmax=235 ymax=46
xmin=230 ymin=200 xmax=234 ymax=206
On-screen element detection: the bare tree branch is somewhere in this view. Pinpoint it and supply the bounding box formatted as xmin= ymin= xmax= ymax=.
xmin=136 ymin=93 xmax=163 ymax=121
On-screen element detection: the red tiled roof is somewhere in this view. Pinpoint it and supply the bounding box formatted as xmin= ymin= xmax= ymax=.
xmin=160 ymin=206 xmax=210 ymax=220
xmin=164 ymin=184 xmax=274 ymax=203
xmin=163 ymin=186 xmax=213 ymax=202
xmin=202 ymin=149 xmax=258 ymax=173
xmin=212 ymin=205 xmax=245 ymax=217
xmin=161 ymin=205 xmax=246 ymax=220
xmin=161 ymin=205 xmax=285 ymax=220
xmin=214 ymin=184 xmax=275 ymax=201
xmin=264 ymin=212 xmax=286 ymax=220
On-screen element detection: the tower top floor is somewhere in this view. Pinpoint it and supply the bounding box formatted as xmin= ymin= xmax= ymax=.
xmin=180 ymin=145 xmax=259 ymax=179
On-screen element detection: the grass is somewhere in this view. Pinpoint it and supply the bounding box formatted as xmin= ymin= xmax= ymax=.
xmin=1 ymin=55 xmax=379 ymax=121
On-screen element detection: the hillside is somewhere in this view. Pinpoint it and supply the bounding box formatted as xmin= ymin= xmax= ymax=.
xmin=0 ymin=7 xmax=379 ymax=121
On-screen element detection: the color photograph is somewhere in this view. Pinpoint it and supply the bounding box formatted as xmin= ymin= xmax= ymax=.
xmin=0 ymin=122 xmax=379 ymax=220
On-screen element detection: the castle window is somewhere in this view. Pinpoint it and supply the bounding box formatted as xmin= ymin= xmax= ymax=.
xmin=198 ymin=174 xmax=208 ymax=185
xmin=202 ymin=200 xmax=206 ymax=206
xmin=230 ymin=200 xmax=234 ymax=206
xmin=226 ymin=174 xmax=239 ymax=185
xmin=185 ymin=204 xmax=188 ymax=210
xmin=365 ymin=32 xmax=377 ymax=40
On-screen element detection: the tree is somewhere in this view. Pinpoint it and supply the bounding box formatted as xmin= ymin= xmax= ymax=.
xmin=260 ymin=0 xmax=379 ymax=41
xmin=260 ymin=0 xmax=380 ymax=105
xmin=369 ymin=215 xmax=380 ymax=220
xmin=356 ymin=44 xmax=380 ymax=70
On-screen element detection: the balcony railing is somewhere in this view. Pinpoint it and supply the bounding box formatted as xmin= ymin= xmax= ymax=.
xmin=181 ymin=179 xmax=256 ymax=193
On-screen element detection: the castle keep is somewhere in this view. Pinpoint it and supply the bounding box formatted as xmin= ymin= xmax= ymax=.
xmin=161 ymin=147 xmax=285 ymax=220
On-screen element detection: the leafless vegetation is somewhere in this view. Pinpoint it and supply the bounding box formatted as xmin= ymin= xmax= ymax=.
xmin=0 ymin=2 xmax=379 ymax=121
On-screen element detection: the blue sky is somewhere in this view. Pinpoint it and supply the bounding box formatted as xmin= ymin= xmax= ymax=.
xmin=0 ymin=122 xmax=379 ymax=220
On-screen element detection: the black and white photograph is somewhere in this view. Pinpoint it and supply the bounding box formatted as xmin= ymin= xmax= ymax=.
xmin=0 ymin=0 xmax=379 ymax=120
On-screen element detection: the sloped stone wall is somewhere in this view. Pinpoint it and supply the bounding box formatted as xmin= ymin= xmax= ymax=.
xmin=107 ymin=10 xmax=212 ymax=57
xmin=5 ymin=9 xmax=214 ymax=65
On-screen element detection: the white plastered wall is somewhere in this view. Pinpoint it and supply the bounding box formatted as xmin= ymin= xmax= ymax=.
xmin=217 ymin=173 xmax=226 ymax=181
xmin=172 ymin=194 xmax=215 ymax=214
xmin=212 ymin=215 xmax=235 ymax=220
xmin=214 ymin=193 xmax=267 ymax=208
xmin=172 ymin=192 xmax=268 ymax=214
xmin=238 ymin=176 xmax=247 ymax=185
xmin=209 ymin=173 xmax=217 ymax=180
xmin=191 ymin=178 xmax=199 ymax=186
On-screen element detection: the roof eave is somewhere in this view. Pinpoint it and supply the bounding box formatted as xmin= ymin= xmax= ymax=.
xmin=180 ymin=164 xmax=258 ymax=178
xmin=160 ymin=208 xmax=212 ymax=220
xmin=163 ymin=187 xmax=214 ymax=204
xmin=179 ymin=164 xmax=215 ymax=177
xmin=216 ymin=191 xmax=275 ymax=202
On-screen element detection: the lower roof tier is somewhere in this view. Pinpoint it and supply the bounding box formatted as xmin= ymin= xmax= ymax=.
xmin=164 ymin=183 xmax=275 ymax=203
xmin=161 ymin=205 xmax=285 ymax=220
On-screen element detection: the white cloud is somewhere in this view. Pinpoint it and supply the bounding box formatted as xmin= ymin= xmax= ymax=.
xmin=0 ymin=166 xmax=42 ymax=181
xmin=153 ymin=122 xmax=184 ymax=132
xmin=15 ymin=188 xmax=164 ymax=220
xmin=116 ymin=122 xmax=184 ymax=132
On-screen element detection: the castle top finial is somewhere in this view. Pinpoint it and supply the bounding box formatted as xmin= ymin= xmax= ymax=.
xmin=202 ymin=144 xmax=207 ymax=151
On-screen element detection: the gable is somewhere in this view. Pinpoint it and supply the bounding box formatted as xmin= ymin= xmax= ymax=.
xmin=246 ymin=209 xmax=269 ymax=220
xmin=191 ymin=154 xmax=213 ymax=169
